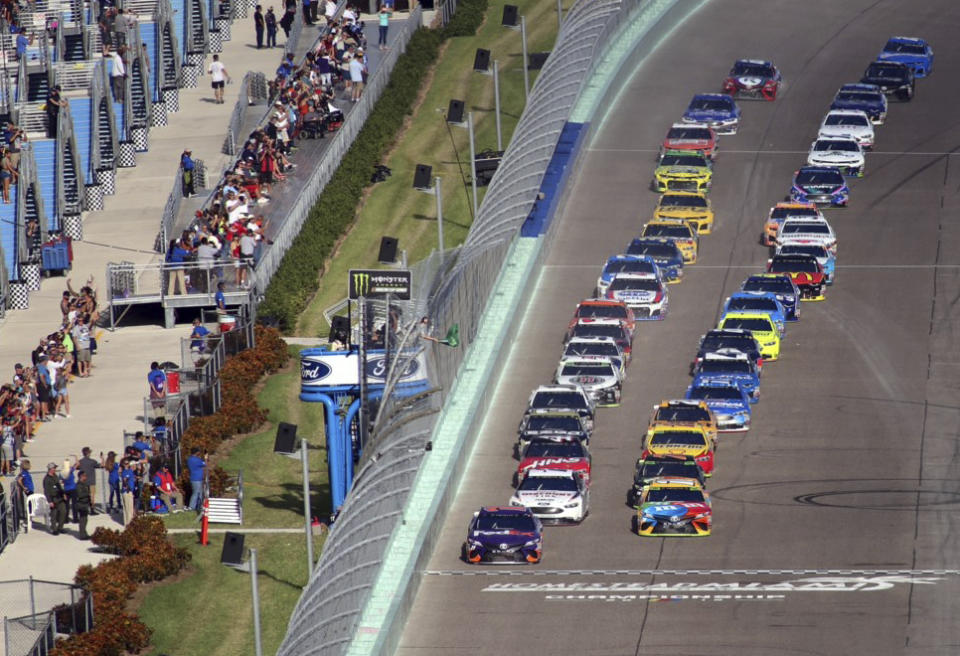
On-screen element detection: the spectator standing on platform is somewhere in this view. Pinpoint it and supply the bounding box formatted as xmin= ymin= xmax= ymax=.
xmin=77 ymin=447 xmax=100 ymax=514
xmin=147 ymin=362 xmax=167 ymax=419
xmin=378 ymin=4 xmax=391 ymax=51
xmin=324 ymin=0 xmax=336 ymax=20
xmin=190 ymin=318 xmax=211 ymax=354
xmin=208 ymin=53 xmax=230 ymax=104
xmin=254 ymin=5 xmax=265 ymax=48
xmin=110 ymin=45 xmax=126 ymax=102
xmin=15 ymin=28 xmax=32 ymax=61
xmin=301 ymin=0 xmax=313 ymax=25
xmin=180 ymin=148 xmax=196 ymax=197
xmin=104 ymin=451 xmax=120 ymax=513
xmin=187 ymin=447 xmax=206 ymax=511
xmin=16 ymin=459 xmax=33 ymax=522
xmin=265 ymin=7 xmax=278 ymax=48
xmin=215 ymin=281 xmax=227 ymax=313
xmin=43 ymin=462 xmax=67 ymax=535
xmin=279 ymin=5 xmax=294 ymax=39
xmin=75 ymin=471 xmax=92 ymax=539
xmin=166 ymin=237 xmax=191 ymax=295
xmin=45 ymin=85 xmax=66 ymax=139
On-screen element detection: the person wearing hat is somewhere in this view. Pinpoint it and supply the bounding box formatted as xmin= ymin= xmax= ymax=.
xmin=349 ymin=47 xmax=366 ymax=102
xmin=43 ymin=461 xmax=67 ymax=535
xmin=45 ymin=84 xmax=66 ymax=138
xmin=75 ymin=470 xmax=92 ymax=539
xmin=180 ymin=148 xmax=196 ymax=198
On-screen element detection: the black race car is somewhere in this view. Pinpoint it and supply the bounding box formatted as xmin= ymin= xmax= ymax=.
xmin=627 ymin=455 xmax=706 ymax=506
xmin=860 ymin=61 xmax=914 ymax=101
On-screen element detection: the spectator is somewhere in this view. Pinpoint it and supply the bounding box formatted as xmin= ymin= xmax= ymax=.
xmin=45 ymin=84 xmax=66 ymax=138
xmin=110 ymin=45 xmax=126 ymax=102
xmin=349 ymin=48 xmax=365 ymax=102
xmin=49 ymin=351 xmax=70 ymax=418
xmin=324 ymin=0 xmax=336 ymax=20
xmin=43 ymin=462 xmax=67 ymax=535
xmin=15 ymin=28 xmax=31 ymax=61
xmin=0 ymin=416 xmax=14 ymax=476
xmin=254 ymin=5 xmax=265 ymax=48
xmin=301 ymin=0 xmax=312 ymax=26
xmin=61 ymin=457 xmax=79 ymax=524
xmin=165 ymin=237 xmax=191 ymax=295
xmin=378 ymin=4 xmax=391 ymax=51
xmin=77 ymin=447 xmax=101 ymax=514
xmin=208 ymin=53 xmax=230 ymax=104
xmin=147 ymin=362 xmax=167 ymax=419
xmin=181 ymin=148 xmax=196 ymax=197
xmin=190 ymin=318 xmax=211 ymax=354
xmin=187 ymin=447 xmax=206 ymax=511
xmin=265 ymin=7 xmax=278 ymax=48
xmin=215 ymin=281 xmax=227 ymax=313
xmin=131 ymin=430 xmax=153 ymax=460
xmin=75 ymin=470 xmax=92 ymax=539
xmin=71 ymin=315 xmax=92 ymax=377
xmin=152 ymin=417 xmax=170 ymax=455
xmin=103 ymin=451 xmax=121 ymax=513
xmin=1 ymin=146 xmax=18 ymax=204
xmin=279 ymin=5 xmax=294 ymax=38
xmin=34 ymin=355 xmax=52 ymax=422
xmin=120 ymin=458 xmax=136 ymax=525
xmin=16 ymin=459 xmax=33 ymax=523
xmin=153 ymin=465 xmax=185 ymax=511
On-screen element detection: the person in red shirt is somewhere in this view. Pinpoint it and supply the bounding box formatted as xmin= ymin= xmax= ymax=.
xmin=152 ymin=465 xmax=185 ymax=512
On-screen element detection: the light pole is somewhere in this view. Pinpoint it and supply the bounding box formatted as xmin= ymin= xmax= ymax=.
xmin=520 ymin=16 xmax=529 ymax=100
xmin=557 ymin=0 xmax=563 ymax=29
xmin=249 ymin=548 xmax=263 ymax=656
xmin=273 ymin=426 xmax=314 ymax=581
xmin=467 ymin=111 xmax=478 ymax=219
xmin=492 ymin=60 xmax=502 ymax=150
xmin=434 ymin=176 xmax=444 ymax=251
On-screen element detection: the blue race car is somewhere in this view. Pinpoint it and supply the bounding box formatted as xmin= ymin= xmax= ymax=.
xmin=693 ymin=328 xmax=764 ymax=373
xmin=740 ymin=274 xmax=800 ymax=320
xmin=776 ymin=243 xmax=836 ymax=285
xmin=721 ymin=292 xmax=787 ymax=335
xmin=685 ymin=382 xmax=751 ymax=432
xmin=626 ymin=239 xmax=684 ymax=283
xmin=692 ymin=353 xmax=761 ymax=403
xmin=790 ymin=166 xmax=849 ymax=207
xmin=681 ymin=93 xmax=741 ymax=135
xmin=830 ymin=83 xmax=887 ymax=125
xmin=596 ymin=254 xmax=660 ymax=296
xmin=877 ymin=36 xmax=933 ymax=78
xmin=465 ymin=506 xmax=543 ymax=564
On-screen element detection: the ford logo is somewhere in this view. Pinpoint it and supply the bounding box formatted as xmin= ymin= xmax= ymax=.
xmin=301 ymin=359 xmax=332 ymax=384
xmin=365 ymin=356 xmax=420 ymax=380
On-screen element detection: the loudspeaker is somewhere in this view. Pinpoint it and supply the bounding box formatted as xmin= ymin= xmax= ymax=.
xmin=274 ymin=422 xmax=298 ymax=454
xmin=501 ymin=4 xmax=518 ymax=26
xmin=446 ymin=99 xmax=465 ymax=124
xmin=378 ymin=236 xmax=399 ymax=263
xmin=473 ymin=48 xmax=491 ymax=72
xmin=413 ymin=164 xmax=433 ymax=189
xmin=528 ymin=52 xmax=550 ymax=70
xmin=220 ymin=532 xmax=245 ymax=566
xmin=329 ymin=315 xmax=351 ymax=343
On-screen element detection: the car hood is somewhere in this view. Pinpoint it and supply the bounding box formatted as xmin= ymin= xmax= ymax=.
xmin=796 ymin=182 xmax=844 ymax=192
xmin=658 ymin=166 xmax=707 ymax=176
xmin=513 ymin=489 xmax=579 ymax=506
xmin=685 ymin=109 xmax=735 ymax=119
xmin=733 ymin=76 xmax=764 ymax=87
xmin=665 ymin=139 xmax=711 ymax=148
xmin=878 ymin=52 xmax=927 ymax=63
xmin=612 ymin=289 xmax=657 ymax=302
xmin=557 ymin=374 xmax=617 ymax=388
xmin=809 ymin=151 xmax=862 ymax=162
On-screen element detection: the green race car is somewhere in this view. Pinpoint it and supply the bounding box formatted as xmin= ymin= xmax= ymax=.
xmin=653 ymin=150 xmax=713 ymax=193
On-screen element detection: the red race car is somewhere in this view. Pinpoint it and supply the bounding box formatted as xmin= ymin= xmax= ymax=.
xmin=766 ymin=254 xmax=826 ymax=301
xmin=723 ymin=59 xmax=782 ymax=101
xmin=516 ymin=438 xmax=592 ymax=487
xmin=568 ymin=298 xmax=636 ymax=334
xmin=660 ymin=123 xmax=718 ymax=160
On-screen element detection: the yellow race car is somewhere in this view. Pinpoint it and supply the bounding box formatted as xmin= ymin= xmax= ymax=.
xmin=639 ymin=220 xmax=699 ymax=263
xmin=652 ymin=150 xmax=713 ymax=194
xmin=654 ymin=192 xmax=715 ymax=234
xmin=716 ymin=311 xmax=781 ymax=361
xmin=647 ymin=399 xmax=718 ymax=445
xmin=642 ymin=425 xmax=715 ymax=475
xmin=633 ymin=477 xmax=712 ymax=537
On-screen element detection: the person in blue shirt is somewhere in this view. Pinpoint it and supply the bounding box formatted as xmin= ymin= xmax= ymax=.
xmin=15 ymin=29 xmax=31 ymax=61
xmin=180 ymin=148 xmax=196 ymax=197
xmin=104 ymin=451 xmax=121 ymax=513
xmin=214 ymin=281 xmax=226 ymax=314
xmin=147 ymin=361 xmax=167 ymax=419
xmin=130 ymin=431 xmax=153 ymax=460
xmin=15 ymin=459 xmax=34 ymax=528
xmin=152 ymin=417 xmax=170 ymax=455
xmin=190 ymin=318 xmax=211 ymax=353
xmin=61 ymin=458 xmax=79 ymax=524
xmin=120 ymin=458 xmax=137 ymax=525
xmin=165 ymin=238 xmax=191 ymax=295
xmin=187 ymin=447 xmax=206 ymax=511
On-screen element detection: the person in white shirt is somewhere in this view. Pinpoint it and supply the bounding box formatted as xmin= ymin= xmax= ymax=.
xmin=324 ymin=0 xmax=336 ymax=19
xmin=110 ymin=46 xmax=126 ymax=102
xmin=349 ymin=49 xmax=365 ymax=102
xmin=208 ymin=54 xmax=230 ymax=104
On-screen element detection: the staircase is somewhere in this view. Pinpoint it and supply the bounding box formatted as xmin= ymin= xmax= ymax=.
xmin=0 ymin=187 xmax=17 ymax=279
xmin=23 ymin=184 xmax=43 ymax=254
xmin=112 ymin=100 xmax=125 ymax=140
xmin=63 ymin=33 xmax=85 ymax=61
xmin=68 ymin=98 xmax=94 ymax=189
xmin=61 ymin=135 xmax=82 ymax=212
xmin=139 ymin=23 xmax=159 ymax=101
xmin=31 ymin=140 xmax=58 ymax=232
xmin=186 ymin=0 xmax=206 ymax=53
xmin=169 ymin=0 xmax=187 ymax=60
xmin=96 ymin=97 xmax=115 ymax=166
xmin=130 ymin=58 xmax=149 ymax=124
xmin=26 ymin=73 xmax=50 ymax=102
xmin=205 ymin=470 xmax=244 ymax=524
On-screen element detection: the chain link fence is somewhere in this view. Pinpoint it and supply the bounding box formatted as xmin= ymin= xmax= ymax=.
xmin=276 ymin=1 xmax=639 ymax=654
xmin=0 ymin=578 xmax=92 ymax=656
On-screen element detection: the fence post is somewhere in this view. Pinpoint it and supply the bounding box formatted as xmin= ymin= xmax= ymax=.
xmin=4 ymin=616 xmax=9 ymax=655
xmin=29 ymin=576 xmax=35 ymax=617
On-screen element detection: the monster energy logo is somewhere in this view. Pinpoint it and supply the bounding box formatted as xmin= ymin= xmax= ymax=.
xmin=348 ymin=269 xmax=412 ymax=300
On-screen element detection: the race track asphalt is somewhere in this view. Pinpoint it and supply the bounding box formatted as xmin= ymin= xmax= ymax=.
xmin=395 ymin=1 xmax=960 ymax=654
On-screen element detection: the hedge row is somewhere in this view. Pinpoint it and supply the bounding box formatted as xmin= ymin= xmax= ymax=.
xmin=259 ymin=0 xmax=490 ymax=330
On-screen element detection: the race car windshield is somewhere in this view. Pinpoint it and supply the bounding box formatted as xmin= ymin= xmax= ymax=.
xmin=604 ymin=259 xmax=656 ymax=275
xmin=655 ymin=407 xmax=710 ymax=422
xmin=722 ymin=318 xmax=774 ymax=332
xmin=518 ymin=477 xmax=579 ymax=492
xmin=659 ymin=154 xmax=706 ymax=167
xmin=770 ymin=259 xmax=819 ymax=273
xmin=782 ymin=223 xmax=830 ymax=234
xmin=813 ymin=140 xmax=859 ymax=152
xmin=561 ymin=363 xmax=614 ymax=377
xmin=628 ymin=243 xmax=680 ymax=259
xmin=572 ymin=325 xmax=626 ymax=341
xmin=731 ymin=62 xmax=773 ymax=77
xmin=609 ymin=278 xmax=661 ymax=292
xmin=475 ymin=514 xmax=537 ymax=533
xmin=796 ymin=170 xmax=843 ymax=185
xmin=700 ymin=360 xmax=753 ymax=374
xmin=825 ymin=114 xmax=869 ymax=126
xmin=660 ymin=194 xmax=708 ymax=208
xmin=743 ymin=277 xmax=793 ymax=294
xmin=525 ymin=416 xmax=582 ymax=432
xmin=649 ymin=432 xmax=707 ymax=447
xmin=566 ymin=343 xmax=620 ymax=358
xmin=770 ymin=207 xmax=819 ymax=220
xmin=524 ymin=442 xmax=585 ymax=458
xmin=729 ymin=297 xmax=778 ymax=312
xmin=577 ymin=304 xmax=628 ymax=320
xmin=639 ymin=462 xmax=697 ymax=481
xmin=883 ymin=42 xmax=925 ymax=55
xmin=644 ymin=224 xmax=693 ymax=239
xmin=688 ymin=387 xmax=742 ymax=401
xmin=532 ymin=392 xmax=587 ymax=409
xmin=689 ymin=98 xmax=730 ymax=111
xmin=645 ymin=489 xmax=706 ymax=504
xmin=865 ymin=63 xmax=905 ymax=80
xmin=836 ymin=92 xmax=880 ymax=103
xmin=780 ymin=244 xmax=828 ymax=258
xmin=702 ymin=336 xmax=757 ymax=353
xmin=666 ymin=127 xmax=712 ymax=140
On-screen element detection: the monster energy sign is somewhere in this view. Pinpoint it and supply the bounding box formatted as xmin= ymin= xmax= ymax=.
xmin=348 ymin=269 xmax=412 ymax=300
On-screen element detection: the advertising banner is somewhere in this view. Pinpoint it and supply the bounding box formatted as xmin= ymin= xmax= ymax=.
xmin=300 ymin=347 xmax=429 ymax=393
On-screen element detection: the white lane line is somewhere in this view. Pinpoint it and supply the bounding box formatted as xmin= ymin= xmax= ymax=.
xmin=543 ymin=264 xmax=960 ymax=270
xmin=588 ymin=148 xmax=960 ymax=156
xmin=423 ymin=568 xmax=960 ymax=577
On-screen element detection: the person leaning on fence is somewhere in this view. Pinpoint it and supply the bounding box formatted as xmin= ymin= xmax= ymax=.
xmin=165 ymin=237 xmax=191 ymax=295
xmin=44 ymin=84 xmax=66 ymax=139
xmin=181 ymin=148 xmax=196 ymax=197
xmin=147 ymin=362 xmax=167 ymax=419
xmin=43 ymin=461 xmax=67 ymax=535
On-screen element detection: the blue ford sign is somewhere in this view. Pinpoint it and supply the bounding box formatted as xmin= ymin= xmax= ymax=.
xmin=364 ymin=356 xmax=419 ymax=381
xmin=301 ymin=359 xmax=332 ymax=384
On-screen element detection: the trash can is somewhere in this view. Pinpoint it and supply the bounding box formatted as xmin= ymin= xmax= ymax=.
xmin=219 ymin=315 xmax=237 ymax=333
xmin=166 ymin=370 xmax=181 ymax=394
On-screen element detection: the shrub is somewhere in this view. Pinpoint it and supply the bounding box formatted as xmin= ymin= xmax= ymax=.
xmin=259 ymin=0 xmax=490 ymax=330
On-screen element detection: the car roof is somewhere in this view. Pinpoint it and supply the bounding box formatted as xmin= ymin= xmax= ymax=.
xmin=521 ymin=468 xmax=578 ymax=480
xmin=650 ymin=424 xmax=709 ymax=435
xmin=578 ymin=298 xmax=627 ymax=307
xmin=558 ymin=356 xmax=614 ymax=367
xmin=606 ymin=254 xmax=653 ymax=263
xmin=813 ymin=136 xmax=860 ymax=143
xmin=730 ymin=290 xmax=778 ymax=300
xmin=480 ymin=506 xmax=531 ymax=514
xmin=868 ymin=59 xmax=909 ymax=69
xmin=705 ymin=328 xmax=753 ymax=337
xmin=567 ymin=336 xmax=619 ymax=345
xmin=735 ymin=58 xmax=773 ymax=65
xmin=661 ymin=149 xmax=707 ymax=157
xmin=702 ymin=352 xmax=750 ymax=362
xmin=797 ymin=165 xmax=843 ymax=174
xmin=722 ymin=311 xmax=775 ymax=321
xmin=888 ymin=36 xmax=926 ymax=45
xmin=823 ymin=108 xmax=870 ymax=118
xmin=839 ymin=83 xmax=882 ymax=93
xmin=659 ymin=191 xmax=708 ymax=199
xmin=646 ymin=477 xmax=705 ymax=489
xmin=691 ymin=92 xmax=732 ymax=101
xmin=613 ymin=272 xmax=660 ymax=280
xmin=668 ymin=122 xmax=711 ymax=130
xmin=574 ymin=317 xmax=627 ymax=327
xmin=657 ymin=399 xmax=707 ymax=409
xmin=533 ymin=384 xmax=585 ymax=393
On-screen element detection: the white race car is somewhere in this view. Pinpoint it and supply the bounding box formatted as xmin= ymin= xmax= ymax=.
xmin=606 ymin=272 xmax=668 ymax=320
xmin=562 ymin=336 xmax=626 ymax=377
xmin=509 ymin=468 xmax=589 ymax=524
xmin=554 ymin=357 xmax=622 ymax=407
xmin=818 ymin=109 xmax=875 ymax=150
xmin=775 ymin=216 xmax=837 ymax=253
xmin=807 ymin=137 xmax=865 ymax=177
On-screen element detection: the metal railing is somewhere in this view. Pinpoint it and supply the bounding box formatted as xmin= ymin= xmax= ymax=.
xmin=155 ymin=156 xmax=206 ymax=252
xmin=106 ymin=259 xmax=255 ymax=308
xmin=221 ymin=70 xmax=268 ymax=156
xmin=0 ymin=578 xmax=92 ymax=656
